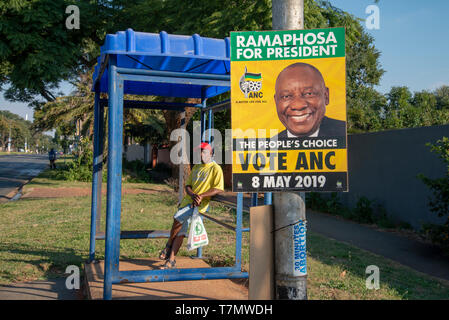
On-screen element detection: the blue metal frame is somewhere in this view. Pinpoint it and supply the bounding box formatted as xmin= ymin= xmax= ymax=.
xmin=99 ymin=99 xmax=202 ymax=111
xmin=89 ymin=54 xmax=263 ymax=300
xmin=264 ymin=192 xmax=272 ymax=205
xmin=89 ymin=85 xmax=103 ymax=263
xmin=117 ymin=267 xmax=246 ymax=283
xmin=103 ymin=55 xmax=125 ymax=300
xmin=251 ymin=193 xmax=258 ymax=207
xmin=87 ymin=27 xmax=276 ymax=299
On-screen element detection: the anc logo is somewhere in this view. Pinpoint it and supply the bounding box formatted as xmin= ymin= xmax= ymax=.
xmin=239 ymin=67 xmax=262 ymax=98
xmin=194 ymin=221 xmax=203 ymax=236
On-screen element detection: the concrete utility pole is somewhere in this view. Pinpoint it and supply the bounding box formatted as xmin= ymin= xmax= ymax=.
xmin=272 ymin=0 xmax=307 ymax=300
xmin=272 ymin=0 xmax=304 ymax=30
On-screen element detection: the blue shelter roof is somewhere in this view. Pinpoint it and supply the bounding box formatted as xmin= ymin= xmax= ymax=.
xmin=92 ymin=29 xmax=231 ymax=99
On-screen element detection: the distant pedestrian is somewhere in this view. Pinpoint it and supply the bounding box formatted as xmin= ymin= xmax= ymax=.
xmin=48 ymin=148 xmax=57 ymax=169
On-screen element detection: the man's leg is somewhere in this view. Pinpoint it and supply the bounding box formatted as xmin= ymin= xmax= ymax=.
xmin=160 ymin=216 xmax=187 ymax=260
xmin=168 ymin=235 xmax=185 ymax=261
xmin=160 ymin=205 xmax=193 ymax=262
xmin=165 ymin=219 xmax=183 ymax=248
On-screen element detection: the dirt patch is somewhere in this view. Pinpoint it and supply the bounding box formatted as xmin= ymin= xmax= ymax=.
xmin=21 ymin=187 xmax=169 ymax=199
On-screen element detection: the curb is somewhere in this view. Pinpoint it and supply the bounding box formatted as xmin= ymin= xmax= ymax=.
xmin=0 ymin=186 xmax=22 ymax=203
xmin=0 ymin=169 xmax=46 ymax=203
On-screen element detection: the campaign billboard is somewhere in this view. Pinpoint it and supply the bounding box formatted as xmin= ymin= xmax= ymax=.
xmin=231 ymin=28 xmax=348 ymax=192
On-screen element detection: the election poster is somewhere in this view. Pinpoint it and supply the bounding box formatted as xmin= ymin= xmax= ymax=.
xmin=231 ymin=27 xmax=348 ymax=192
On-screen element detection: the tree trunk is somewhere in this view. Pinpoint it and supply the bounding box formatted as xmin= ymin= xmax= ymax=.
xmin=162 ymin=98 xmax=199 ymax=194
xmin=151 ymin=144 xmax=158 ymax=168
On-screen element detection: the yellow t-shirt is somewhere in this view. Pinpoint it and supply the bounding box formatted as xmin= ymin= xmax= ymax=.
xmin=179 ymin=161 xmax=224 ymax=213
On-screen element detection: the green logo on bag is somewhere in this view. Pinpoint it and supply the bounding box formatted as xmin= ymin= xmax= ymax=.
xmin=194 ymin=222 xmax=203 ymax=236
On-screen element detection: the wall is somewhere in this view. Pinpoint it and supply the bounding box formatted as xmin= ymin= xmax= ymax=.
xmin=157 ymin=148 xmax=171 ymax=166
xmin=340 ymin=124 xmax=449 ymax=230
xmin=125 ymin=144 xmax=146 ymax=162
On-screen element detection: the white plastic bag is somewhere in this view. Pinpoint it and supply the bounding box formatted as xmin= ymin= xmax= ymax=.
xmin=186 ymin=207 xmax=209 ymax=251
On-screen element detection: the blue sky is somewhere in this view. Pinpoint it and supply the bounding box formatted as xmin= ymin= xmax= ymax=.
xmin=1 ymin=0 xmax=449 ymax=121
xmin=329 ymin=0 xmax=449 ymax=93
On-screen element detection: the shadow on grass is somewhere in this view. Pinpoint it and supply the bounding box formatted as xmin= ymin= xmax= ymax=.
xmin=0 ymin=242 xmax=87 ymax=281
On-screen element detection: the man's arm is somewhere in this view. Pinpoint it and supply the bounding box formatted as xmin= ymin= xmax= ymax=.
xmin=185 ymin=185 xmax=201 ymax=207
xmin=195 ymin=188 xmax=223 ymax=206
xmin=199 ymin=188 xmax=223 ymax=198
xmin=186 ymin=185 xmax=224 ymax=207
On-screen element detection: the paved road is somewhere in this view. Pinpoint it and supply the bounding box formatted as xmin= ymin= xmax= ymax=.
xmin=0 ymin=154 xmax=48 ymax=201
xmin=0 ymin=154 xmax=81 ymax=300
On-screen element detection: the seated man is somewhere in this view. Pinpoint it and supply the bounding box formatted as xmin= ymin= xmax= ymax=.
xmin=159 ymin=142 xmax=224 ymax=269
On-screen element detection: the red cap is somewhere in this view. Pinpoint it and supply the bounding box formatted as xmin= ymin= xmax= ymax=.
xmin=195 ymin=142 xmax=212 ymax=151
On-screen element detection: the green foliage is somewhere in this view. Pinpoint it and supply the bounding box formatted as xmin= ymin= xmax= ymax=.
xmin=32 ymin=69 xmax=94 ymax=133
xmin=157 ymin=0 xmax=272 ymax=38
xmin=149 ymin=162 xmax=172 ymax=182
xmin=3 ymin=0 xmax=445 ymax=137
xmin=347 ymin=86 xmax=385 ymax=133
xmin=124 ymin=112 xmax=167 ymax=146
xmin=0 ymin=0 xmax=106 ymax=106
xmin=352 ymin=196 xmax=374 ymax=223
xmin=434 ymin=85 xmax=449 ymax=110
xmin=325 ymin=192 xmax=344 ymax=215
xmin=122 ymin=159 xmax=172 ymax=183
xmin=2 ymin=0 xmax=387 ymax=135
xmin=421 ymin=223 xmax=449 ymax=255
xmin=122 ymin=158 xmax=151 ymax=183
xmin=56 ymin=137 xmax=95 ymax=182
xmin=418 ymin=137 xmax=449 ymax=254
xmin=350 ymin=85 xmax=449 ymax=133
xmin=306 ymin=192 xmax=328 ymax=212
xmin=374 ymin=204 xmax=398 ymax=229
xmin=0 ymin=110 xmax=52 ymax=151
xmin=418 ymin=137 xmax=449 ymax=219
xmin=306 ymin=192 xmax=409 ymax=229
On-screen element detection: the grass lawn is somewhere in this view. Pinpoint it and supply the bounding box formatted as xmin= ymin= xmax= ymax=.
xmin=0 ymin=151 xmax=28 ymax=155
xmin=1 ymin=170 xmax=449 ymax=299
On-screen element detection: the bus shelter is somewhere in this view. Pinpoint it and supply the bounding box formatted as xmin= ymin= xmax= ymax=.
xmin=88 ymin=29 xmax=272 ymax=300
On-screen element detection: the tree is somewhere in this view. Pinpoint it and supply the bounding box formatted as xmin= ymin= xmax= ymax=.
xmin=381 ymin=87 xmax=449 ymax=130
xmin=418 ymin=137 xmax=449 ymax=254
xmin=2 ymin=0 xmax=388 ymax=186
xmin=0 ymin=113 xmax=11 ymax=149
xmin=2 ymin=1 xmax=385 ymax=106
xmin=347 ymin=86 xmax=385 ymax=133
xmin=382 ymin=86 xmax=412 ymax=129
xmin=386 ymin=86 xmax=412 ymax=111
xmin=0 ymin=110 xmax=35 ymax=151
xmin=434 ymin=85 xmax=449 ymax=110
xmin=124 ymin=109 xmax=167 ymax=166
xmin=33 ymin=67 xmax=172 ymax=160
xmin=411 ymin=91 xmax=437 ymax=127
xmin=0 ymin=0 xmax=110 ymax=107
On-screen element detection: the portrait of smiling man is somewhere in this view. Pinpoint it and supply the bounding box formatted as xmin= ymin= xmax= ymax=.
xmin=272 ymin=62 xmax=346 ymax=139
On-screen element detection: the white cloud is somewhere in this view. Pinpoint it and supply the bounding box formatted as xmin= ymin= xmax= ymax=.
xmin=428 ymin=81 xmax=449 ymax=91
